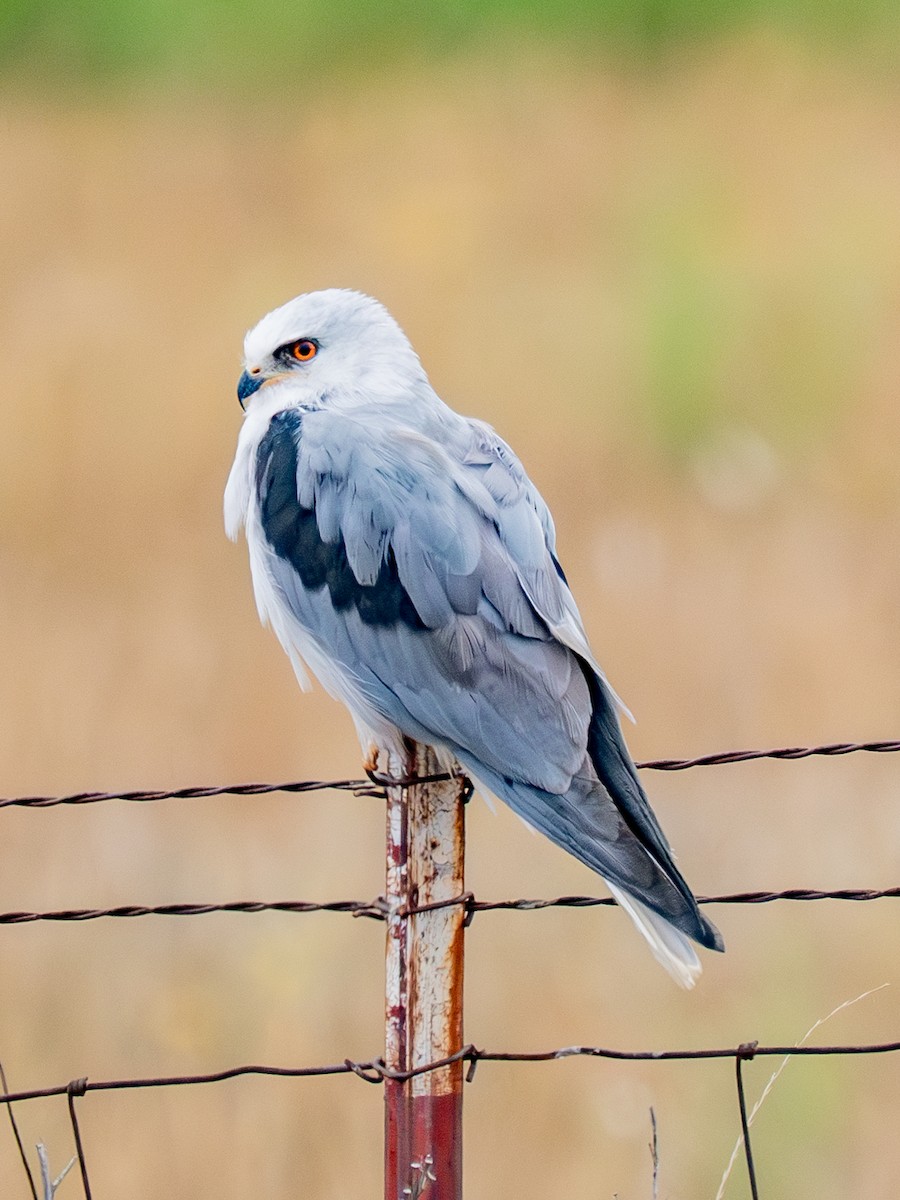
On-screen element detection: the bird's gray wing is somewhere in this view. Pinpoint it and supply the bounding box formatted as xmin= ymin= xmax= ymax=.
xmin=447 ymin=422 xmax=720 ymax=950
xmin=254 ymin=407 xmax=590 ymax=794
xmin=457 ymin=421 xmax=678 ymax=866
xmin=254 ymin=406 xmax=721 ymax=951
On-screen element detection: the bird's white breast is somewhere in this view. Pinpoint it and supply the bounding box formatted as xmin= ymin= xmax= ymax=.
xmin=225 ymin=391 xmax=413 ymax=760
xmin=224 ymin=385 xmax=300 ymax=540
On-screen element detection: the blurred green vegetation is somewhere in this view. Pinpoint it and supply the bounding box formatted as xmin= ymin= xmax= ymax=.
xmin=2 ymin=0 xmax=899 ymax=86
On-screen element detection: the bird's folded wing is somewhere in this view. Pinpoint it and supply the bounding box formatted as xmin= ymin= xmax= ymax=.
xmin=251 ymin=405 xmax=724 ymax=959
xmin=252 ymin=407 xmax=594 ymax=794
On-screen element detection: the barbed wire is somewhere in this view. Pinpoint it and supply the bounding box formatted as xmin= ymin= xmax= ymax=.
xmin=0 ymin=777 xmax=383 ymax=811
xmin=1 ymin=884 xmax=899 ymax=927
xmin=7 ymin=1036 xmax=900 ymax=1198
xmin=637 ymin=737 xmax=900 ymax=770
xmin=4 ymin=739 xmax=899 ymax=1200
xmin=3 ymin=1033 xmax=900 ymax=1106
xmin=2 ymin=737 xmax=897 ymax=811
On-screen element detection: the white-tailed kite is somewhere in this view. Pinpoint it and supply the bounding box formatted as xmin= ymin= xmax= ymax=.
xmin=225 ymin=289 xmax=723 ymax=986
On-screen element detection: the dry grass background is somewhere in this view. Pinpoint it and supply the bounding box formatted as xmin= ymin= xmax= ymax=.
xmin=2 ymin=35 xmax=900 ymax=1198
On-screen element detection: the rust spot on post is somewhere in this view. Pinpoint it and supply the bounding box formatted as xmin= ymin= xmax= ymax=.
xmin=384 ymin=742 xmax=466 ymax=1200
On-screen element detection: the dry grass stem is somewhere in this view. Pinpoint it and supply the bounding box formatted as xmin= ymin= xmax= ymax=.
xmin=36 ymin=1144 xmax=75 ymax=1200
xmin=714 ymin=984 xmax=888 ymax=1199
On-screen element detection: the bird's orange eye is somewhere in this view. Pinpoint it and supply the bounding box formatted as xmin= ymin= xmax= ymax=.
xmin=290 ymin=339 xmax=318 ymax=362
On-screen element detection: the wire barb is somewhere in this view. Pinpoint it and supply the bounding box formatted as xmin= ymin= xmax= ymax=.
xmin=344 ymin=1058 xmax=387 ymax=1084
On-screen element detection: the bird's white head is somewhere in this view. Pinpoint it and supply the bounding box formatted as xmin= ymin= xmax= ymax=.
xmin=237 ymin=288 xmax=428 ymax=412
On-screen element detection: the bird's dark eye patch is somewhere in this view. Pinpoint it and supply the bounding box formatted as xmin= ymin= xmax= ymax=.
xmin=278 ymin=338 xmax=319 ymax=364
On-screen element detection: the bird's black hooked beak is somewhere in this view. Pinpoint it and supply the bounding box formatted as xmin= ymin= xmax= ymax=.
xmin=237 ymin=370 xmax=264 ymax=410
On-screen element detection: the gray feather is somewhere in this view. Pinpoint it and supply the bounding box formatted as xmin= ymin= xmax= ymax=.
xmin=248 ymin=376 xmax=722 ymax=956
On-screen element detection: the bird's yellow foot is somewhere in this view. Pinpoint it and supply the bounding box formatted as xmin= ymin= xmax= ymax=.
xmin=363 ymin=745 xmax=380 ymax=775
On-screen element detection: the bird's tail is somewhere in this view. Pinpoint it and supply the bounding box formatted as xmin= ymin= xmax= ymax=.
xmin=459 ymin=747 xmax=722 ymax=982
xmin=453 ymin=662 xmax=723 ymax=985
xmin=605 ymin=882 xmax=702 ymax=989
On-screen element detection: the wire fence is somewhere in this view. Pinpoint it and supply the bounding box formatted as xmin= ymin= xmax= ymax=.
xmin=2 ymin=736 xmax=899 ymax=1200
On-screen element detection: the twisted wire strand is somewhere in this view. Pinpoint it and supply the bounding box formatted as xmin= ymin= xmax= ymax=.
xmin=0 ymin=778 xmax=383 ymax=810
xmin=1 ymin=885 xmax=898 ymax=926
xmin=2 ymin=738 xmax=897 ymax=810
xmin=637 ymin=738 xmax=900 ymax=771
xmin=2 ymin=1036 xmax=900 ymax=1106
xmin=3 ymin=737 xmax=897 ymax=1195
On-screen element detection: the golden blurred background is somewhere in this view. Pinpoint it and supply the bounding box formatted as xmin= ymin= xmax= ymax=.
xmin=2 ymin=7 xmax=900 ymax=1197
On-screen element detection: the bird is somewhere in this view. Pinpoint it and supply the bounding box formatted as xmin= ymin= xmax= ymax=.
xmin=225 ymin=288 xmax=723 ymax=986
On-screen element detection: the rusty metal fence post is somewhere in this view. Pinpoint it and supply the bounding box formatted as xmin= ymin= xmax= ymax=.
xmin=384 ymin=742 xmax=467 ymax=1200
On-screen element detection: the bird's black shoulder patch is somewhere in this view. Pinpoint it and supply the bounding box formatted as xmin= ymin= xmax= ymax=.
xmin=256 ymin=410 xmax=426 ymax=630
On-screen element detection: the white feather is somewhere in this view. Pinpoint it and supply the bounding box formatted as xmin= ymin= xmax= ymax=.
xmin=606 ymin=882 xmax=702 ymax=989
